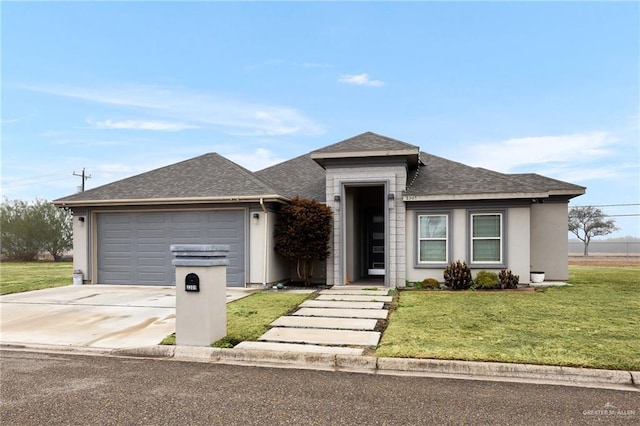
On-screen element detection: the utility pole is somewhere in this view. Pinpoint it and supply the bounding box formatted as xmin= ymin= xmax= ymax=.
xmin=73 ymin=168 xmax=91 ymax=192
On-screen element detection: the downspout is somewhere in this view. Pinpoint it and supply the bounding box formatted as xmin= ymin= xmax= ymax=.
xmin=260 ymin=198 xmax=268 ymax=287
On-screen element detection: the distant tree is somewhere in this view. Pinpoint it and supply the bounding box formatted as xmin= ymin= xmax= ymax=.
xmin=0 ymin=199 xmax=72 ymax=261
xmin=1 ymin=199 xmax=42 ymax=261
xmin=274 ymin=197 xmax=332 ymax=286
xmin=36 ymin=201 xmax=73 ymax=261
xmin=568 ymin=206 xmax=618 ymax=256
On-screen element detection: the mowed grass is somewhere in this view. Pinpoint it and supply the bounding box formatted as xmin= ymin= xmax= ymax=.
xmin=213 ymin=292 xmax=313 ymax=347
xmin=0 ymin=261 xmax=73 ymax=295
xmin=377 ymin=265 xmax=640 ymax=370
xmin=162 ymin=291 xmax=314 ymax=347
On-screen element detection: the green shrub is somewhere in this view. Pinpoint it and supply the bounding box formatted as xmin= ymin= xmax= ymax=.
xmin=474 ymin=271 xmax=500 ymax=289
xmin=443 ymin=260 xmax=473 ymax=290
xmin=499 ymin=269 xmax=519 ymax=289
xmin=420 ymin=278 xmax=440 ymax=289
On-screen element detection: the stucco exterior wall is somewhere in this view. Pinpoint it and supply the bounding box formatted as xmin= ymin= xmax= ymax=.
xmin=506 ymin=207 xmax=530 ymax=282
xmin=530 ymin=201 xmax=569 ymax=280
xmin=248 ymin=209 xmax=265 ymax=285
xmin=405 ymin=206 xmax=531 ymax=284
xmin=72 ymin=214 xmax=90 ymax=283
xmin=249 ymin=209 xmax=289 ymax=285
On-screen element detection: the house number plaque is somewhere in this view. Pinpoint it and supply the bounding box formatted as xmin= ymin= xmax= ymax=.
xmin=185 ymin=273 xmax=200 ymax=292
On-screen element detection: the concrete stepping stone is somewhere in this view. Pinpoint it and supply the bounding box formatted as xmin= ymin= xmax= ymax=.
xmin=300 ymin=300 xmax=384 ymax=310
xmin=270 ymin=316 xmax=378 ymax=330
xmin=259 ymin=327 xmax=380 ymax=347
xmin=235 ymin=341 xmax=364 ymax=355
xmin=316 ymin=294 xmax=392 ymax=303
xmin=320 ymin=289 xmax=389 ymax=296
xmin=293 ymin=307 xmax=388 ymax=319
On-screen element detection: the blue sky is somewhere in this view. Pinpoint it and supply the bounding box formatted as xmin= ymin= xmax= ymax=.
xmin=2 ymin=1 xmax=639 ymax=237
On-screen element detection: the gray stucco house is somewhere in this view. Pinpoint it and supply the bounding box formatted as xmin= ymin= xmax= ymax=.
xmin=54 ymin=132 xmax=585 ymax=287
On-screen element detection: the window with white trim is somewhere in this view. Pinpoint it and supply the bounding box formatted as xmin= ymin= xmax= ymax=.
xmin=471 ymin=213 xmax=502 ymax=263
xmin=418 ymin=214 xmax=448 ymax=263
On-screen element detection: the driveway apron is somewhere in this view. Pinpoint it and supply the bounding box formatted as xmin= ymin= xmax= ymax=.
xmin=0 ymin=285 xmax=256 ymax=349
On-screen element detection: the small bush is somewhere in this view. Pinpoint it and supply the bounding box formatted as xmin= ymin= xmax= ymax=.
xmin=443 ymin=260 xmax=473 ymax=290
xmin=420 ymin=278 xmax=440 ymax=290
xmin=474 ymin=271 xmax=500 ymax=289
xmin=499 ymin=269 xmax=519 ymax=289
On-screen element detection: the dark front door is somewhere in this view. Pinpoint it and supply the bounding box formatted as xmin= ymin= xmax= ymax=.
xmin=365 ymin=209 xmax=385 ymax=277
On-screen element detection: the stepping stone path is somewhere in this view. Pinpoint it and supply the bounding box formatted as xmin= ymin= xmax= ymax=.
xmin=235 ymin=286 xmax=391 ymax=355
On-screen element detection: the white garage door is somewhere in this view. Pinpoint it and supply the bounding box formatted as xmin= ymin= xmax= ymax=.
xmin=97 ymin=211 xmax=245 ymax=287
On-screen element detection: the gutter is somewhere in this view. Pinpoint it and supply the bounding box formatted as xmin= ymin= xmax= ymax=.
xmin=403 ymin=192 xmax=551 ymax=202
xmin=53 ymin=195 xmax=290 ymax=208
xmin=260 ymin=198 xmax=268 ymax=287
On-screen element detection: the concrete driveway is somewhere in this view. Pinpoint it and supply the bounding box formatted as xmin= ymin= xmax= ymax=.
xmin=0 ymin=285 xmax=257 ymax=349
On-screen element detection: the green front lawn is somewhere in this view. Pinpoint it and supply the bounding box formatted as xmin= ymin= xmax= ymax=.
xmin=377 ymin=266 xmax=640 ymax=370
xmin=3 ymin=261 xmax=638 ymax=371
xmin=0 ymin=261 xmax=73 ymax=295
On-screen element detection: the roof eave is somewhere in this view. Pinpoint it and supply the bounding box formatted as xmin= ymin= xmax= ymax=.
xmin=53 ymin=194 xmax=290 ymax=208
xmin=311 ymin=149 xmax=420 ymax=168
xmin=402 ymin=192 xmax=551 ymax=202
xmin=549 ymin=189 xmax=586 ymax=197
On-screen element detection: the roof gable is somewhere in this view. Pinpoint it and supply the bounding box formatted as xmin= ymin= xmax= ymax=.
xmin=312 ymin=132 xmax=419 ymax=154
xmin=55 ymin=153 xmax=284 ymax=206
xmin=310 ymin=132 xmax=420 ymax=167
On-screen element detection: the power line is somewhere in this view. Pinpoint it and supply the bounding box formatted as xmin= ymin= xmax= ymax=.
xmin=72 ymin=168 xmax=91 ymax=192
xmin=605 ymin=214 xmax=640 ymax=217
xmin=571 ymin=203 xmax=639 ymax=208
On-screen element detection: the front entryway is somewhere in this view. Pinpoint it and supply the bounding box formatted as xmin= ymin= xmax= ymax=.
xmin=344 ymin=185 xmax=385 ymax=285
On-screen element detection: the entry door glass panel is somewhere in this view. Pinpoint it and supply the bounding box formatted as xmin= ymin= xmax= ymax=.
xmin=367 ymin=210 xmax=385 ymax=275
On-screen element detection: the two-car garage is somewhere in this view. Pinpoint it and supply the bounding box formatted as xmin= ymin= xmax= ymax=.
xmin=96 ymin=210 xmax=246 ymax=287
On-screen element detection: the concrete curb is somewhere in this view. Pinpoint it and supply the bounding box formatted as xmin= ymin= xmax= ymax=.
xmin=3 ymin=343 xmax=637 ymax=390
xmin=108 ymin=345 xmax=638 ymax=390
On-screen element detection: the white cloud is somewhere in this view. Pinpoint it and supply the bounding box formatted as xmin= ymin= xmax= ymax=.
xmin=87 ymin=119 xmax=198 ymax=131
xmin=226 ymin=148 xmax=286 ymax=172
xmin=464 ymin=132 xmax=614 ymax=170
xmin=26 ymin=84 xmax=324 ymax=136
xmin=338 ymin=73 xmax=385 ymax=87
xmin=458 ymin=132 xmax=627 ymax=183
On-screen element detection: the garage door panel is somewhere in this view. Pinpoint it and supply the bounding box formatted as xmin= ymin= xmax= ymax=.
xmin=97 ymin=211 xmax=245 ymax=286
xmin=138 ymin=230 xmax=165 ymax=238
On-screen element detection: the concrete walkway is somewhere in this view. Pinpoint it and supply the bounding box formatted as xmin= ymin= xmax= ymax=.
xmin=236 ymin=286 xmax=390 ymax=355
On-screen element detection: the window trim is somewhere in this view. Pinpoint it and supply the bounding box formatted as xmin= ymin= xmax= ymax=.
xmin=415 ymin=211 xmax=451 ymax=268
xmin=468 ymin=211 xmax=506 ymax=267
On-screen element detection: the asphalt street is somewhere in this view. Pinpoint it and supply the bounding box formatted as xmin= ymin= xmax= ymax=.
xmin=1 ymin=350 xmax=638 ymax=425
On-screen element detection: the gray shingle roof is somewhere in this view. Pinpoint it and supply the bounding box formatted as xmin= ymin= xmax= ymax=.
xmin=312 ymin=132 xmax=419 ymax=154
xmin=54 ymin=153 xmax=284 ymax=205
xmin=255 ymin=153 xmax=327 ymax=202
xmin=511 ymin=173 xmax=586 ymax=194
xmin=404 ymin=153 xmax=585 ymax=199
xmin=54 ymin=133 xmax=585 ymax=207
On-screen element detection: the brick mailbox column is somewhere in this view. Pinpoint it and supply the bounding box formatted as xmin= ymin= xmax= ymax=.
xmin=170 ymin=244 xmax=229 ymax=346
